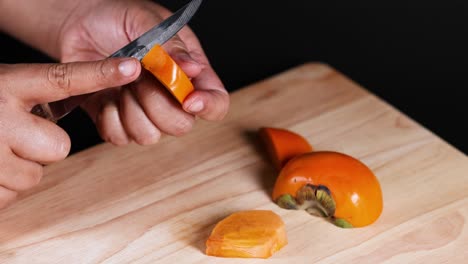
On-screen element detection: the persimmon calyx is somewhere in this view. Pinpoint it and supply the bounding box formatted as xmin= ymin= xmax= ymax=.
xmin=276 ymin=184 xmax=353 ymax=228
xmin=334 ymin=218 xmax=353 ymax=228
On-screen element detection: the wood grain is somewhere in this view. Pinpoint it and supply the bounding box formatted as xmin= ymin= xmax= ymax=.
xmin=0 ymin=63 xmax=466 ymax=263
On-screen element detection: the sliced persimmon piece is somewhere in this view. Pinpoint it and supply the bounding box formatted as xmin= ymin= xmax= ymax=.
xmin=206 ymin=210 xmax=287 ymax=259
xmin=141 ymin=44 xmax=194 ymax=104
xmin=259 ymin=127 xmax=313 ymax=170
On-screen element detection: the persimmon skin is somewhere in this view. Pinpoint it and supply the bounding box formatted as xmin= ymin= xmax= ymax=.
xmin=259 ymin=127 xmax=313 ymax=170
xmin=141 ymin=44 xmax=194 ymax=104
xmin=272 ymin=151 xmax=383 ymax=227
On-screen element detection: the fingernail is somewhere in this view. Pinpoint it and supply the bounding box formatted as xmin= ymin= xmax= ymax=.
xmin=188 ymin=100 xmax=204 ymax=113
xmin=118 ymin=59 xmax=137 ymax=77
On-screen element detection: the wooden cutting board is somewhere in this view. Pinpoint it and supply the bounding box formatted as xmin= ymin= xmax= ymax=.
xmin=0 ymin=63 xmax=467 ymax=263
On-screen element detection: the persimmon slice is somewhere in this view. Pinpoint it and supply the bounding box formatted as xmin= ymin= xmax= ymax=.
xmin=206 ymin=210 xmax=287 ymax=258
xmin=259 ymin=127 xmax=313 ymax=170
xmin=141 ymin=44 xmax=194 ymax=104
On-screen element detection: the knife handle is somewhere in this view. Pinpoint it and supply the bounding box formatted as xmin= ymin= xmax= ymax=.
xmin=141 ymin=45 xmax=194 ymax=104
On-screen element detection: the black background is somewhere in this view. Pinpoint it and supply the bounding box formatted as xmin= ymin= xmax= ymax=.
xmin=1 ymin=0 xmax=466 ymax=154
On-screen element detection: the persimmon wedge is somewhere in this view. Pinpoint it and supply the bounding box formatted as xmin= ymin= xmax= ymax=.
xmin=206 ymin=210 xmax=287 ymax=258
xmin=259 ymin=127 xmax=312 ymax=170
xmin=141 ymin=44 xmax=194 ymax=104
xmin=273 ymin=151 xmax=383 ymax=228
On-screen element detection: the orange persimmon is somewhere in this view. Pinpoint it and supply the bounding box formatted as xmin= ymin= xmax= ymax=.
xmin=141 ymin=44 xmax=194 ymax=104
xmin=206 ymin=210 xmax=287 ymax=258
xmin=259 ymin=127 xmax=312 ymax=170
xmin=273 ymin=151 xmax=383 ymax=228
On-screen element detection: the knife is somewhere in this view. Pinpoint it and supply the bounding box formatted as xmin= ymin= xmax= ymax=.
xmin=31 ymin=0 xmax=203 ymax=122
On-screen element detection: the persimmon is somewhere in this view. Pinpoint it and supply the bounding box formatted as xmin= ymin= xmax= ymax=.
xmin=206 ymin=210 xmax=287 ymax=258
xmin=272 ymin=151 xmax=383 ymax=228
xmin=259 ymin=127 xmax=312 ymax=170
xmin=141 ymin=44 xmax=194 ymax=104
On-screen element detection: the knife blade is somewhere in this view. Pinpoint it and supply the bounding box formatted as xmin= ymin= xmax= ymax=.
xmin=31 ymin=0 xmax=203 ymax=122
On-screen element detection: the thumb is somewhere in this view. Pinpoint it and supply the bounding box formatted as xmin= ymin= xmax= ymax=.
xmin=8 ymin=57 xmax=141 ymax=105
xmin=163 ymin=36 xmax=202 ymax=78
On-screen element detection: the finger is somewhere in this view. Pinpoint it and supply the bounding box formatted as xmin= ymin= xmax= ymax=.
xmin=120 ymin=86 xmax=161 ymax=145
xmin=162 ymin=35 xmax=202 ymax=78
xmin=182 ymin=67 xmax=230 ymax=121
xmin=0 ymin=147 xmax=43 ymax=191
xmin=146 ymin=9 xmax=230 ymax=121
xmin=3 ymin=57 xmax=141 ymax=105
xmin=95 ymin=88 xmax=130 ymax=146
xmin=0 ymin=186 xmax=17 ymax=209
xmin=132 ymin=74 xmax=195 ymax=136
xmin=7 ymin=111 xmax=71 ymax=164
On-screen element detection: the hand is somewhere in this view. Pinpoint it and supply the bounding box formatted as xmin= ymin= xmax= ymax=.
xmin=59 ymin=0 xmax=230 ymax=145
xmin=0 ymin=57 xmax=141 ymax=208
